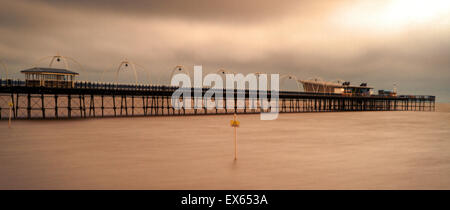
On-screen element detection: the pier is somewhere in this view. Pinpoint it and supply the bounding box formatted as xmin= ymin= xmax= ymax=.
xmin=0 ymin=79 xmax=435 ymax=119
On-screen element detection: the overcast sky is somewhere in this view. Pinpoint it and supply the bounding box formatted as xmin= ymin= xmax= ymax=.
xmin=0 ymin=0 xmax=449 ymax=101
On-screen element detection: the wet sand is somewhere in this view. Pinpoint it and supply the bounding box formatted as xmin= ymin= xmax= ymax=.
xmin=0 ymin=104 xmax=449 ymax=189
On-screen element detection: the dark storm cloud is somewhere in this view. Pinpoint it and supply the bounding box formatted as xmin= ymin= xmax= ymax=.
xmin=34 ymin=0 xmax=325 ymax=22
xmin=0 ymin=1 xmax=55 ymax=29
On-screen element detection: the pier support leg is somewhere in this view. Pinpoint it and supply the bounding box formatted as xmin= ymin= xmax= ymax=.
xmin=41 ymin=94 xmax=45 ymax=119
xmin=82 ymin=95 xmax=86 ymax=118
xmin=55 ymin=95 xmax=58 ymax=118
xmin=113 ymin=95 xmax=116 ymax=117
xmin=27 ymin=93 xmax=31 ymax=119
xmin=15 ymin=94 xmax=19 ymax=118
xmin=142 ymin=96 xmax=147 ymax=116
xmin=101 ymin=95 xmax=104 ymax=117
xmin=89 ymin=94 xmax=95 ymax=117
xmin=68 ymin=94 xmax=72 ymax=118
xmin=132 ymin=95 xmax=134 ymax=116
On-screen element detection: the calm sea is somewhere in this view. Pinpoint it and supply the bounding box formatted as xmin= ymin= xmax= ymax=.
xmin=0 ymin=104 xmax=449 ymax=189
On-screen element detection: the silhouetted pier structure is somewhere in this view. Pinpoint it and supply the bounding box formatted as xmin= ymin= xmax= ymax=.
xmin=0 ymin=79 xmax=435 ymax=119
